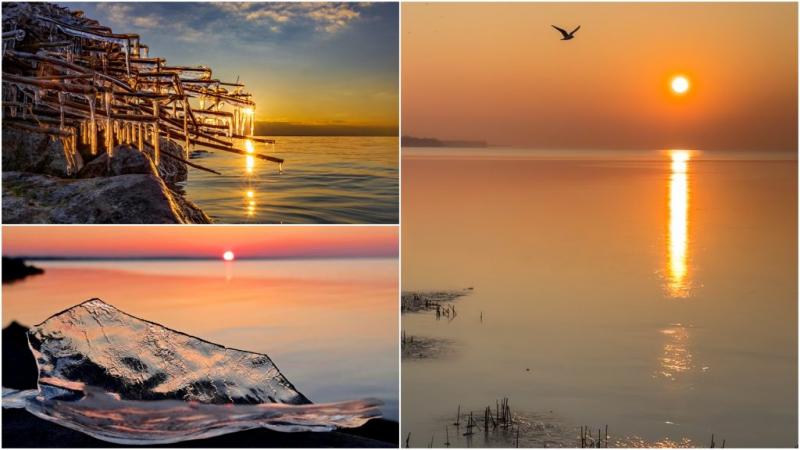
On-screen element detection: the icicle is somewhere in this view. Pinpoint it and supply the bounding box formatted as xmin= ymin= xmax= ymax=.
xmin=70 ymin=132 xmax=77 ymax=174
xmin=59 ymin=136 xmax=71 ymax=175
xmin=60 ymin=131 xmax=78 ymax=176
xmin=250 ymin=106 xmax=255 ymax=137
xmin=88 ymin=96 xmax=97 ymax=155
xmin=57 ymin=91 xmax=65 ymax=130
xmin=152 ymin=99 xmax=160 ymax=166
xmin=183 ymin=100 xmax=189 ymax=156
xmin=137 ymin=123 xmax=144 ymax=153
xmin=104 ymin=91 xmax=113 ymax=157
xmin=123 ymin=39 xmax=130 ymax=76
xmin=71 ymin=133 xmax=77 ymax=170
xmin=153 ymin=124 xmax=160 ymax=166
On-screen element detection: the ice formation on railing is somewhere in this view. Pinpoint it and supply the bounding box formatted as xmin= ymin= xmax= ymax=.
xmin=2 ymin=299 xmax=381 ymax=445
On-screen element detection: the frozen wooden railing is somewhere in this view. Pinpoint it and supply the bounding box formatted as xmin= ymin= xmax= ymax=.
xmin=1 ymin=2 xmax=283 ymax=176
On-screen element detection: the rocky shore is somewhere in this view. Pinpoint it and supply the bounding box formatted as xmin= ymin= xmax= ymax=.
xmin=1 ymin=258 xmax=44 ymax=284
xmin=2 ymin=128 xmax=210 ymax=223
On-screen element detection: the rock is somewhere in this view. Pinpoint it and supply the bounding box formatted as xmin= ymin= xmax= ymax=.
xmin=77 ymin=144 xmax=155 ymax=179
xmin=2 ymin=321 xmax=39 ymax=390
xmin=78 ymin=139 xmax=187 ymax=185
xmin=2 ymin=171 xmax=211 ymax=224
xmin=2 ymin=257 xmax=44 ymax=284
xmin=189 ymin=149 xmax=212 ymax=159
xmin=142 ymin=138 xmax=188 ymax=184
xmin=2 ymin=127 xmax=84 ymax=177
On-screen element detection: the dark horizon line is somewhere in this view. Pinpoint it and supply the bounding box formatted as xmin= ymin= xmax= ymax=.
xmin=401 ymin=133 xmax=798 ymax=153
xmin=6 ymin=255 xmax=397 ymax=262
xmin=256 ymin=122 xmax=398 ymax=137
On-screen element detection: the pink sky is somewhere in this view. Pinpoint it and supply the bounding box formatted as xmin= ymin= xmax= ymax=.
xmin=2 ymin=226 xmax=398 ymax=259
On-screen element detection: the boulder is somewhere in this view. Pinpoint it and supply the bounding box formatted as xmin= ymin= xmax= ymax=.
xmin=2 ymin=127 xmax=84 ymax=177
xmin=77 ymin=144 xmax=155 ymax=179
xmin=2 ymin=171 xmax=211 ymax=224
xmin=78 ymin=139 xmax=188 ymax=185
xmin=143 ymin=138 xmax=188 ymax=184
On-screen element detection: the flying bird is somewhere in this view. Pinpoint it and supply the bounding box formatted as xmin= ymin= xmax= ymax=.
xmin=552 ymin=25 xmax=580 ymax=40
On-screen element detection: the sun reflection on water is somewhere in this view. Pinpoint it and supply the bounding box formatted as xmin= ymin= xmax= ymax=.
xmin=666 ymin=150 xmax=692 ymax=298
xmin=657 ymin=325 xmax=693 ymax=380
xmin=245 ymin=155 xmax=255 ymax=175
xmin=245 ymin=189 xmax=256 ymax=217
xmin=243 ymin=139 xmax=258 ymax=218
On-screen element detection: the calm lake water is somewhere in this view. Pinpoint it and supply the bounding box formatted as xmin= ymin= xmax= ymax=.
xmin=182 ymin=136 xmax=398 ymax=224
xmin=3 ymin=259 xmax=399 ymax=420
xmin=402 ymin=148 xmax=797 ymax=447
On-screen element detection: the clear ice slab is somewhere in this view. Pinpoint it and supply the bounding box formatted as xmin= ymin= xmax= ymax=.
xmin=3 ymin=299 xmax=381 ymax=445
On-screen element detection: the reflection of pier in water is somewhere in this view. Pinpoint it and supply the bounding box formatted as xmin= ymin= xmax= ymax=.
xmin=666 ymin=150 xmax=692 ymax=298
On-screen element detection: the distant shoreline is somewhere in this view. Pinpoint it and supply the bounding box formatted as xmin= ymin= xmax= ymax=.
xmin=401 ymin=135 xmax=488 ymax=148
xmin=10 ymin=255 xmax=397 ymax=262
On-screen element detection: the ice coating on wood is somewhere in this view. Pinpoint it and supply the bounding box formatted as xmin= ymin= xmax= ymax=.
xmin=28 ymin=299 xmax=310 ymax=405
xmin=2 ymin=2 xmax=283 ymax=174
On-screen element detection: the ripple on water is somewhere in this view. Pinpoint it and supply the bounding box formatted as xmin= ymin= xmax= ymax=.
xmin=182 ymin=136 xmax=398 ymax=224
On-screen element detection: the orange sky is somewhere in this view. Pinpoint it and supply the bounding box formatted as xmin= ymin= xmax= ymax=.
xmin=2 ymin=226 xmax=398 ymax=259
xmin=403 ymin=3 xmax=797 ymax=151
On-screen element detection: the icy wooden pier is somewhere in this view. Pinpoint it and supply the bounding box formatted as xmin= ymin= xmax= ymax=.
xmin=1 ymin=3 xmax=283 ymax=176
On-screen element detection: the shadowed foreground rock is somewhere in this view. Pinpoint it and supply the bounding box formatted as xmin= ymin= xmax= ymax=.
xmin=1 ymin=258 xmax=44 ymax=284
xmin=2 ymin=171 xmax=209 ymax=224
xmin=2 ymin=128 xmax=84 ymax=177
xmin=79 ymin=140 xmax=188 ymax=186
xmin=2 ymin=125 xmax=204 ymax=223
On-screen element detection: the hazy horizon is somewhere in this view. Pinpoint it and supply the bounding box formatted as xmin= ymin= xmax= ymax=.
xmin=403 ymin=2 xmax=797 ymax=152
xmin=2 ymin=226 xmax=398 ymax=259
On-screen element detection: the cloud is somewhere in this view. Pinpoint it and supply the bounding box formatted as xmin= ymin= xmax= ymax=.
xmin=96 ymin=3 xmax=162 ymax=29
xmin=245 ymin=8 xmax=292 ymax=23
xmin=213 ymin=2 xmax=362 ymax=34
xmin=304 ymin=3 xmax=361 ymax=33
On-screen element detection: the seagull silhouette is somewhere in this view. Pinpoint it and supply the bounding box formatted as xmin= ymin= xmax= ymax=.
xmin=551 ymin=25 xmax=580 ymax=40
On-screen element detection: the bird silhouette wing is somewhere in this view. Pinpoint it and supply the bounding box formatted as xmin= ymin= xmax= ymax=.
xmin=551 ymin=25 xmax=570 ymax=38
xmin=570 ymin=25 xmax=581 ymax=35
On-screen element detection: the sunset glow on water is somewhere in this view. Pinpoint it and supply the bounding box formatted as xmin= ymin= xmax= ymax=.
xmin=667 ymin=150 xmax=691 ymax=298
xmin=402 ymin=148 xmax=797 ymax=447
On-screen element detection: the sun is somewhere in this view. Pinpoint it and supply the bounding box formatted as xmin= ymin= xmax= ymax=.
xmin=223 ymin=250 xmax=235 ymax=261
xmin=671 ymin=75 xmax=690 ymax=95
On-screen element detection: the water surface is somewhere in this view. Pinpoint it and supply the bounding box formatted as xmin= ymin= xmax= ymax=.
xmin=182 ymin=136 xmax=398 ymax=224
xmin=3 ymin=259 xmax=399 ymax=420
xmin=402 ymin=148 xmax=797 ymax=447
